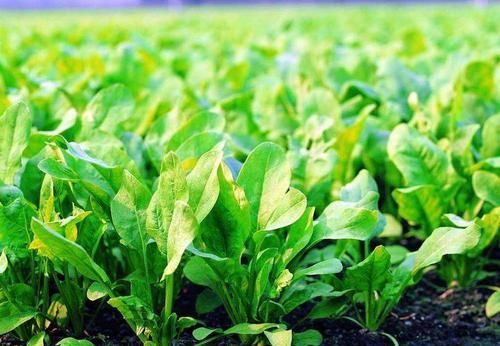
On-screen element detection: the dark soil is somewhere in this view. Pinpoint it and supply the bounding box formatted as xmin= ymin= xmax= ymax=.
xmin=0 ymin=303 xmax=139 ymax=346
xmin=2 ymin=276 xmax=499 ymax=346
xmin=306 ymin=278 xmax=500 ymax=346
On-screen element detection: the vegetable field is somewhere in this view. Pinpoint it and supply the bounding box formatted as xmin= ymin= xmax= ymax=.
xmin=0 ymin=6 xmax=499 ymax=346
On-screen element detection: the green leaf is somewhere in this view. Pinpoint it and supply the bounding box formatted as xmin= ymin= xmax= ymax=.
xmin=38 ymin=158 xmax=79 ymax=181
xmin=111 ymin=170 xmax=152 ymax=250
xmin=108 ymin=295 xmax=157 ymax=337
xmin=0 ymin=189 xmax=35 ymax=257
xmin=273 ymin=269 xmax=293 ymax=295
xmin=265 ymin=329 xmax=292 ymax=346
xmin=38 ymin=155 xmax=114 ymax=206
xmin=481 ymin=114 xmax=500 ymax=158
xmin=0 ymin=249 xmax=7 ymax=274
xmin=393 ymin=185 xmax=445 ymax=231
xmin=475 ymin=208 xmax=499 ymax=254
xmin=183 ymin=256 xmax=222 ymax=289
xmin=311 ymin=202 xmax=378 ymax=244
xmin=31 ymin=218 xmax=110 ymax=284
xmin=193 ymin=327 xmax=223 ymax=341
xmin=388 ymin=124 xmax=448 ymax=186
xmin=176 ymin=132 xmax=225 ymax=163
xmin=195 ymin=289 xmax=222 ymax=314
xmin=200 ymin=163 xmax=251 ymax=259
xmin=282 ymin=282 xmax=334 ymax=313
xmin=385 ymin=245 xmax=409 ymax=265
xmin=224 ymin=323 xmax=281 ymax=335
xmin=339 ymin=169 xmax=385 ymax=237
xmin=310 ymin=169 xmax=384 ymax=244
xmin=27 ymin=332 xmax=46 ymax=346
xmin=56 ymin=338 xmax=94 ymax=346
xmin=463 ymin=60 xmax=495 ymax=99
xmin=333 ymin=111 xmax=369 ymax=183
xmin=292 ymin=330 xmax=323 ymax=346
xmin=472 ymin=171 xmax=500 ymax=206
xmin=340 ymin=170 xmax=379 ymax=206
xmin=452 ymin=124 xmax=480 ymax=158
xmin=413 ymin=223 xmax=481 ymax=274
xmin=0 ymin=103 xmax=32 ymax=184
xmin=263 ymin=187 xmax=307 ymax=231
xmin=146 ymin=152 xmax=188 ymax=255
xmin=486 ymin=291 xmax=500 ymax=318
xmin=0 ymin=301 xmax=36 ymax=334
xmin=379 ymin=214 xmax=403 ymax=238
xmin=87 ymin=282 xmax=108 ymax=301
xmin=163 ymin=201 xmax=199 ymax=277
xmin=167 ymin=111 xmax=225 ymax=151
xmin=307 ymin=297 xmax=350 ymax=320
xmin=345 ymin=246 xmax=391 ymax=292
xmin=279 ymin=207 xmax=314 ymax=268
xmin=187 ymin=150 xmax=222 ymax=222
xmin=82 ymin=84 xmax=134 ymax=135
xmin=294 ymin=258 xmax=343 ymax=279
xmin=301 ymin=88 xmax=340 ymax=120
xmin=177 ymin=316 xmax=198 ymax=330
xmin=237 ymin=142 xmax=291 ymax=230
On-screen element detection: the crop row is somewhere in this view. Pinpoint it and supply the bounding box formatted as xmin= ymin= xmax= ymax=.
xmin=0 ymin=8 xmax=499 ymax=346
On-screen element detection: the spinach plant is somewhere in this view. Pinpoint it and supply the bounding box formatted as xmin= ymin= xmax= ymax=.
xmin=310 ymin=222 xmax=482 ymax=334
xmin=183 ymin=142 xmax=344 ymax=345
xmin=0 ymin=104 xmax=90 ymax=343
xmin=31 ymin=146 xmax=223 ymax=345
xmin=388 ymin=110 xmax=499 ymax=288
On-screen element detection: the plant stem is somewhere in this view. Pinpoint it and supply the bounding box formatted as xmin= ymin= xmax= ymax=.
xmin=365 ymin=291 xmax=372 ymax=330
xmin=164 ymin=273 xmax=174 ymax=318
xmin=364 ymin=240 xmax=370 ymax=260
xmin=41 ymin=260 xmax=49 ymax=327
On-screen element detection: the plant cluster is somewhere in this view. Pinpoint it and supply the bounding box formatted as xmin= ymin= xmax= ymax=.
xmin=0 ymin=7 xmax=499 ymax=346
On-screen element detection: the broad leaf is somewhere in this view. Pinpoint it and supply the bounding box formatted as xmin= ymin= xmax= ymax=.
xmin=57 ymin=338 xmax=94 ymax=346
xmin=200 ymin=163 xmax=251 ymax=259
xmin=311 ymin=202 xmax=378 ymax=244
xmin=31 ymin=218 xmax=110 ymax=284
xmin=0 ymin=103 xmax=32 ymax=184
xmin=393 ymin=185 xmax=444 ymax=231
xmin=472 ymin=170 xmax=500 ymax=206
xmin=224 ymin=323 xmax=281 ymax=335
xmin=0 ymin=301 xmax=36 ymax=334
xmin=146 ymin=152 xmax=188 ymax=255
xmin=345 ymin=246 xmax=391 ymax=291
xmin=163 ymin=201 xmax=199 ymax=277
xmin=237 ymin=142 xmax=291 ymax=230
xmin=111 ymin=170 xmax=152 ymax=250
xmin=186 ymin=150 xmax=222 ymax=222
xmin=294 ymin=258 xmax=343 ymax=278
xmin=413 ymin=223 xmax=481 ymax=273
xmin=81 ymin=84 xmax=134 ymax=135
xmin=108 ymin=296 xmax=157 ymax=337
xmin=263 ymin=188 xmax=307 ymax=231
xmin=486 ymin=291 xmax=500 ymax=318
xmin=388 ymin=124 xmax=448 ymax=186
xmin=292 ymin=329 xmax=323 ymax=346
xmin=481 ymin=114 xmax=499 ymax=158
xmin=265 ymin=329 xmax=292 ymax=346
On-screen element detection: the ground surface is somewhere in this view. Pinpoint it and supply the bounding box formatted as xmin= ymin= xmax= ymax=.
xmin=2 ymin=275 xmax=498 ymax=345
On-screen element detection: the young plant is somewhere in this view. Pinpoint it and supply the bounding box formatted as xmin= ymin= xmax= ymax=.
xmin=183 ymin=143 xmax=385 ymax=345
xmin=0 ymin=104 xmax=90 ymax=343
xmin=388 ymin=109 xmax=499 ymax=288
xmin=309 ymin=221 xmax=482 ymax=334
xmin=31 ymin=146 xmax=223 ymax=345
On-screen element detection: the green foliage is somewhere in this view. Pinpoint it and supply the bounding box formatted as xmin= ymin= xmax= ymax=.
xmin=0 ymin=7 xmax=498 ymax=345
